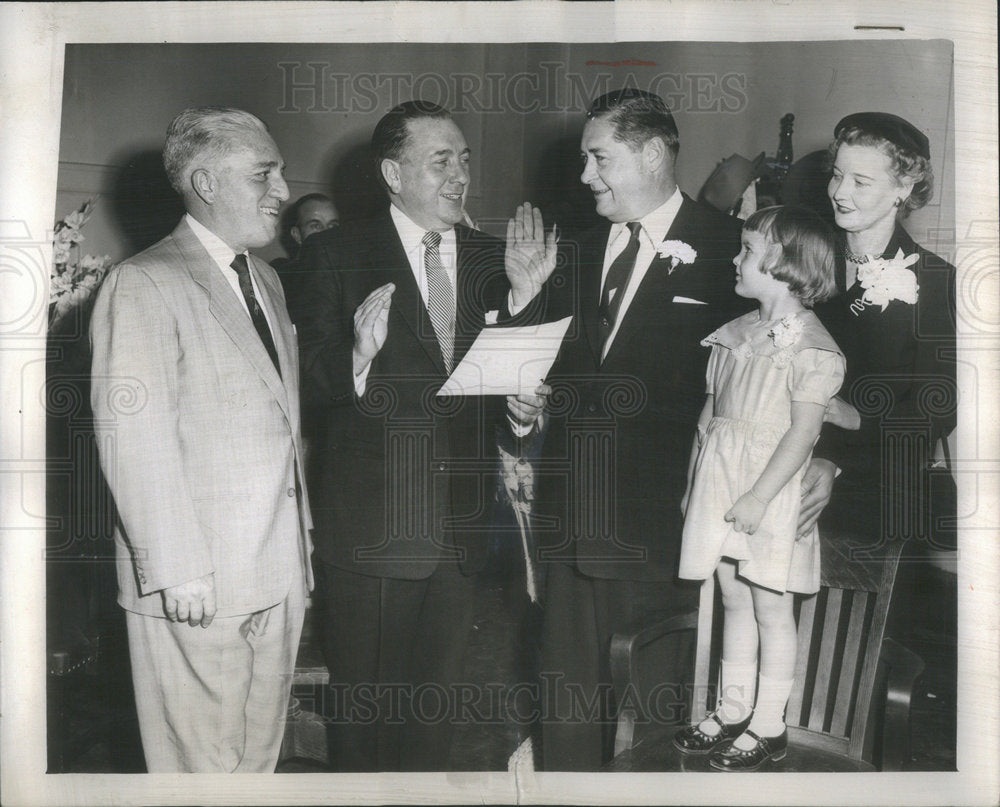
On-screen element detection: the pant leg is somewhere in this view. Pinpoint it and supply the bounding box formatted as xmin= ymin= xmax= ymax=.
xmin=312 ymin=561 xmax=385 ymax=771
xmin=398 ymin=558 xmax=477 ymax=771
xmin=594 ymin=576 xmax=698 ymax=760
xmin=539 ymin=563 xmax=605 ymax=771
xmin=126 ymin=592 xmax=301 ymax=773
xmin=539 ymin=564 xmax=698 ymax=771
xmin=235 ymin=585 xmax=305 ymax=772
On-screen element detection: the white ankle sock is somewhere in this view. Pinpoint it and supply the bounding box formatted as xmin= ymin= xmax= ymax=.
xmin=734 ymin=672 xmax=794 ymax=749
xmin=699 ymin=658 xmax=757 ymax=735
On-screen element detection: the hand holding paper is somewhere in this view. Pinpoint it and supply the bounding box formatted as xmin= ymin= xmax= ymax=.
xmin=437 ymin=316 xmax=572 ymax=396
xmin=507 ymin=384 xmax=551 ymax=428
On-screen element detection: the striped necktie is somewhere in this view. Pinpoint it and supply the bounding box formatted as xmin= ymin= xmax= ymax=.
xmin=422 ymin=230 xmax=455 ymax=372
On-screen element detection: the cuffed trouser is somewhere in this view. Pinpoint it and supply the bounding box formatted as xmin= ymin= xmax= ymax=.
xmin=125 ymin=585 xmax=305 ymax=773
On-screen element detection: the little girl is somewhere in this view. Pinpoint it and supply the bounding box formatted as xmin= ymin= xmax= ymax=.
xmin=674 ymin=206 xmax=857 ymax=771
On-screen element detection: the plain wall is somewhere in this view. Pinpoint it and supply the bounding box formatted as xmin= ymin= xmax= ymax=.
xmin=55 ymin=40 xmax=954 ymax=263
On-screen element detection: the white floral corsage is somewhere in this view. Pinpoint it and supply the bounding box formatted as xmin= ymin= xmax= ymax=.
xmin=856 ymin=248 xmax=920 ymax=312
xmin=656 ymin=239 xmax=697 ymax=272
xmin=767 ymin=314 xmax=804 ymax=368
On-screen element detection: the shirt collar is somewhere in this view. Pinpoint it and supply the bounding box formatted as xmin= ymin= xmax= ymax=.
xmin=185 ymin=213 xmax=245 ymax=272
xmin=609 ymin=187 xmax=683 ymax=251
xmin=389 ymin=203 xmax=456 ymax=259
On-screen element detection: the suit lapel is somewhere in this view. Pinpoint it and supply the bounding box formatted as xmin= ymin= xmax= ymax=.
xmin=173 ymin=220 xmax=290 ymax=419
xmin=248 ymin=254 xmax=294 ymax=415
xmin=661 ymin=195 xmax=704 ymax=259
xmin=580 ymin=224 xmax=611 ymax=366
xmin=453 ymin=224 xmax=493 ymax=367
xmin=602 ymin=196 xmax=702 ymax=363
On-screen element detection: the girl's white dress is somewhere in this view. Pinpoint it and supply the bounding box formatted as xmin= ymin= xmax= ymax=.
xmin=679 ymin=310 xmax=845 ymax=594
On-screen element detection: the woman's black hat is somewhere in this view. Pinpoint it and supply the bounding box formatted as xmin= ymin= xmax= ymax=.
xmin=834 ymin=112 xmax=931 ymax=160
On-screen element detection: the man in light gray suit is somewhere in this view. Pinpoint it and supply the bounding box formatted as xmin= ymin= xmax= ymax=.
xmin=90 ymin=107 xmax=313 ymax=772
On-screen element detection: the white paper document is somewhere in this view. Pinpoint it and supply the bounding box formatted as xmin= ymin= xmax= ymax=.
xmin=437 ymin=316 xmax=573 ymax=396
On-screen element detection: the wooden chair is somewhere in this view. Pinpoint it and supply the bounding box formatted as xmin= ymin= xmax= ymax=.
xmin=606 ymin=534 xmax=925 ymax=772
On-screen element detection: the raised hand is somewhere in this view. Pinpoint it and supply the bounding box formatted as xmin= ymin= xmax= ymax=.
xmin=505 ymin=202 xmax=558 ymax=308
xmin=353 ymin=283 xmax=395 ymax=376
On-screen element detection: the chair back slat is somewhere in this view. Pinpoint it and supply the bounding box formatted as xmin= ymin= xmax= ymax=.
xmin=830 ymin=589 xmax=871 ymax=736
xmin=786 ymin=725 xmax=851 ymax=758
xmin=786 ymin=593 xmax=816 ymax=724
xmin=846 ymin=542 xmax=902 ymax=758
xmin=807 ymin=588 xmax=844 ymax=730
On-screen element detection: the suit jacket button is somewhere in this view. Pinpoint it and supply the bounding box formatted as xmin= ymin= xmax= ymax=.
xmin=600 ymin=317 xmax=609 ymax=327
xmin=287 ymin=487 xmax=296 ymax=497
xmin=438 ymin=462 xmax=447 ymax=471
xmin=587 ymin=403 xmax=597 ymax=413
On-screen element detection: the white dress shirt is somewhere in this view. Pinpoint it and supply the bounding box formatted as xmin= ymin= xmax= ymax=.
xmin=354 ymin=204 xmax=459 ymax=394
xmin=185 ymin=213 xmax=276 ymax=333
xmin=389 ymin=203 xmax=459 ymax=309
xmin=599 ymin=187 xmax=683 ymax=359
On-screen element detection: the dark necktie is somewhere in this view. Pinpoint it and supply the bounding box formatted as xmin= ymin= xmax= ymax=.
xmin=230 ymin=254 xmax=281 ymax=377
xmin=598 ymin=221 xmax=642 ymax=352
xmin=422 ymin=231 xmax=456 ymax=372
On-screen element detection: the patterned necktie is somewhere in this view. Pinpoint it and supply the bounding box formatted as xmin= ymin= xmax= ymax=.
xmin=598 ymin=221 xmax=642 ymax=352
xmin=230 ymin=254 xmax=281 ymax=377
xmin=422 ymin=230 xmax=456 ymax=372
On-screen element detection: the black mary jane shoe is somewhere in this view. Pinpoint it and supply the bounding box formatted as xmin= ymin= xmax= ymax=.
xmin=672 ymin=711 xmax=753 ymax=755
xmin=709 ymin=728 xmax=788 ymax=771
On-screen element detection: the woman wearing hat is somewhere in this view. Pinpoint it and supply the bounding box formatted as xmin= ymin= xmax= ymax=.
xmin=813 ymin=112 xmax=957 ymax=550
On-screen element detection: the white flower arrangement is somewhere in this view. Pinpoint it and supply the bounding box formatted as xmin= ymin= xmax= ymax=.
xmin=855 ymin=248 xmax=920 ymax=313
xmin=655 ymin=239 xmax=697 ymax=271
xmin=50 ymin=198 xmax=113 ymax=331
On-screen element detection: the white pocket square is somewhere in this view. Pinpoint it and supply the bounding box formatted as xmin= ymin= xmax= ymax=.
xmin=484 ymin=310 xmax=499 ymax=325
xmin=672 ymin=296 xmax=708 ymax=305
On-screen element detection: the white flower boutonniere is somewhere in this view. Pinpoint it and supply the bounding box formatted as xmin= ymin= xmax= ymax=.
xmin=854 ymin=248 xmax=920 ymax=314
xmin=767 ymin=314 xmax=804 ymax=368
xmin=656 ymin=239 xmax=697 ymax=272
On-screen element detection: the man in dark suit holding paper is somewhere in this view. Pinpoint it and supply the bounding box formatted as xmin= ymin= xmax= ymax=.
xmin=296 ymin=100 xmax=554 ymax=771
xmin=509 ymin=89 xmax=837 ymax=769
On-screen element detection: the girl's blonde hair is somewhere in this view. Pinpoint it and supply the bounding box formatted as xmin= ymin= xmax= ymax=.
xmin=743 ymin=205 xmax=837 ymax=307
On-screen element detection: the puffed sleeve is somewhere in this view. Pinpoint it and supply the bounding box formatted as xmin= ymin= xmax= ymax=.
xmin=704 ymin=344 xmax=725 ymax=396
xmin=789 ymin=348 xmax=846 ymax=406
